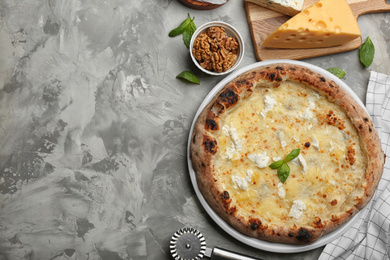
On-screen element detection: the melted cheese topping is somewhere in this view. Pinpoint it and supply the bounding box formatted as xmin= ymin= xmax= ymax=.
xmin=215 ymin=81 xmax=366 ymax=227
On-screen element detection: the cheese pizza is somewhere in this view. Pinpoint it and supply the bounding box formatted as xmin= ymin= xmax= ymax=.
xmin=190 ymin=63 xmax=385 ymax=244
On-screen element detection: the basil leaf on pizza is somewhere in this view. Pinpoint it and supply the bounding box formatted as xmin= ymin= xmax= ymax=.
xmin=190 ymin=63 xmax=384 ymax=244
xmin=284 ymin=148 xmax=300 ymax=162
xmin=269 ymin=160 xmax=284 ymax=169
xmin=269 ymin=148 xmax=300 ymax=183
xmin=277 ymin=163 xmax=290 ymax=184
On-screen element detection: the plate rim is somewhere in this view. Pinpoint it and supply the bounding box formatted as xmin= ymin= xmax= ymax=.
xmin=186 ymin=59 xmax=365 ymax=253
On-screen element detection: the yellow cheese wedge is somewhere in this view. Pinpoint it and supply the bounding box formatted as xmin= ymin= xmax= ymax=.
xmin=262 ymin=0 xmax=361 ymax=49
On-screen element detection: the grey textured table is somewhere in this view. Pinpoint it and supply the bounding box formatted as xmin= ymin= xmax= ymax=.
xmin=0 ymin=0 xmax=389 ymax=259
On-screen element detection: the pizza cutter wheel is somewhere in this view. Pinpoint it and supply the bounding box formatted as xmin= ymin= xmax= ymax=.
xmin=170 ymin=227 xmax=261 ymax=260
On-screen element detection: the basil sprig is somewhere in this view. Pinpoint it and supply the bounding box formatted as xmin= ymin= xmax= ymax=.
xmin=327 ymin=67 xmax=346 ymax=79
xmin=169 ymin=13 xmax=196 ymax=48
xmin=169 ymin=16 xmax=192 ymax=37
xmin=269 ymin=149 xmax=300 ymax=184
xmin=360 ymin=36 xmax=375 ymax=68
xmin=176 ymin=71 xmax=200 ymax=84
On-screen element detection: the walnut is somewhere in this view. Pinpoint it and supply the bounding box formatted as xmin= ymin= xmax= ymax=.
xmin=209 ymin=38 xmax=220 ymax=52
xmin=200 ymin=59 xmax=213 ymax=71
xmin=207 ymin=26 xmax=227 ymax=41
xmin=193 ymin=33 xmax=211 ymax=61
xmin=223 ymin=52 xmax=237 ymax=72
xmin=223 ymin=37 xmax=239 ymax=53
xmin=192 ymin=26 xmax=239 ymax=73
xmin=211 ymin=51 xmax=223 ymax=73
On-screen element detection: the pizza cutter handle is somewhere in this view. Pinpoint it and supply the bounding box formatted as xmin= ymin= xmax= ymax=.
xmin=210 ymin=247 xmax=261 ymax=260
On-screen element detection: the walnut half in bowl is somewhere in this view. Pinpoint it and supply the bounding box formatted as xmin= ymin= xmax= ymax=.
xmin=190 ymin=21 xmax=244 ymax=76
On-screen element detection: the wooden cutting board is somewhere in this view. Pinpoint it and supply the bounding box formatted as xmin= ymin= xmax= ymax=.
xmin=245 ymin=0 xmax=390 ymax=61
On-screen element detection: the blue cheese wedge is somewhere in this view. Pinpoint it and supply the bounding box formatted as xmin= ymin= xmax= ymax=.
xmin=246 ymin=0 xmax=303 ymax=16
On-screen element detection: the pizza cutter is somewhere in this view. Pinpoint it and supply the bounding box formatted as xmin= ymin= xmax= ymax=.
xmin=170 ymin=227 xmax=261 ymax=260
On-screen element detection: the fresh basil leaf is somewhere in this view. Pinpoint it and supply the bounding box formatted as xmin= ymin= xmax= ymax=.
xmin=284 ymin=148 xmax=300 ymax=162
xmin=189 ymin=20 xmax=197 ymax=34
xmin=269 ymin=160 xmax=284 ymax=169
xmin=169 ymin=14 xmax=192 ymax=37
xmin=277 ymin=163 xmax=290 ymax=184
xmin=327 ymin=67 xmax=346 ymax=79
xmin=169 ymin=19 xmax=191 ymax=37
xmin=183 ymin=20 xmax=196 ymax=48
xmin=176 ymin=71 xmax=200 ymax=84
xmin=360 ymin=36 xmax=375 ymax=68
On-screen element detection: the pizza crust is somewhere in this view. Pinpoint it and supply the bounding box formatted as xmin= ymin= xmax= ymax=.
xmin=190 ymin=63 xmax=385 ymax=244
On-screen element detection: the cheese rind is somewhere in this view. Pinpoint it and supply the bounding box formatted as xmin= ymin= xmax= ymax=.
xmin=262 ymin=0 xmax=361 ymax=49
xmin=246 ymin=0 xmax=303 ymax=16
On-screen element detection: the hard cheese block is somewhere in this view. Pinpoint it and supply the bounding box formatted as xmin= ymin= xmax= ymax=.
xmin=246 ymin=0 xmax=304 ymax=16
xmin=262 ymin=0 xmax=361 ymax=49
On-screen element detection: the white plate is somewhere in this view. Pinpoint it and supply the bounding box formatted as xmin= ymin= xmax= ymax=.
xmin=186 ymin=60 xmax=366 ymax=253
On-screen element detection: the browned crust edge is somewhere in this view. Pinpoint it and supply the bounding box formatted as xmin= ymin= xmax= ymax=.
xmin=190 ymin=63 xmax=385 ymax=244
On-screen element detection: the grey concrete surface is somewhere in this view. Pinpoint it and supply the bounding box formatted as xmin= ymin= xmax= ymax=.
xmin=0 ymin=0 xmax=389 ymax=259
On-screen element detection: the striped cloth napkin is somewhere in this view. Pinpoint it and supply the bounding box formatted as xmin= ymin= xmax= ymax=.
xmin=319 ymin=71 xmax=390 ymax=260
